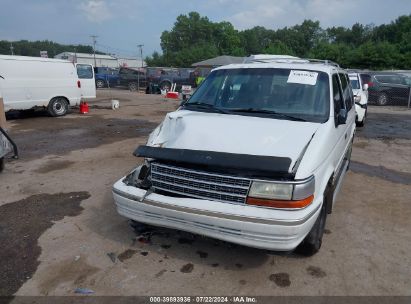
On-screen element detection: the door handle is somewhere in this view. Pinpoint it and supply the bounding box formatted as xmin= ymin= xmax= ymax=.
xmin=345 ymin=132 xmax=348 ymax=139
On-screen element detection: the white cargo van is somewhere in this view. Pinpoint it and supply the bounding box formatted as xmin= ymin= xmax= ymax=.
xmin=0 ymin=55 xmax=96 ymax=116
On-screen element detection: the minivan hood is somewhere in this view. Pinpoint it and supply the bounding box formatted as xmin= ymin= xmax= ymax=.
xmin=147 ymin=110 xmax=320 ymax=172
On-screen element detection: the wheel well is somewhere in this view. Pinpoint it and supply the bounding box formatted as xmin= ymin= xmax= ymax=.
xmin=160 ymin=80 xmax=172 ymax=85
xmin=324 ymin=175 xmax=334 ymax=214
xmin=50 ymin=96 xmax=70 ymax=106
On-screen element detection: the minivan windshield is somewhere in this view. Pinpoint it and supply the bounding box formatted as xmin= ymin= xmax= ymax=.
xmin=349 ymin=75 xmax=361 ymax=89
xmin=185 ymin=68 xmax=330 ymax=123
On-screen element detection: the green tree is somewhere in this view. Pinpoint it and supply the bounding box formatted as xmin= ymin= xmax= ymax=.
xmin=145 ymin=13 xmax=411 ymax=69
xmin=0 ymin=40 xmax=96 ymax=57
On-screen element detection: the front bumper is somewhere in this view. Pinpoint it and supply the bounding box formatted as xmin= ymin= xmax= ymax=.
xmin=355 ymin=103 xmax=367 ymax=122
xmin=113 ymin=178 xmax=322 ymax=251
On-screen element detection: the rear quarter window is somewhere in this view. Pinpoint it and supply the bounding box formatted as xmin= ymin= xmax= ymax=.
xmin=77 ymin=64 xmax=93 ymax=79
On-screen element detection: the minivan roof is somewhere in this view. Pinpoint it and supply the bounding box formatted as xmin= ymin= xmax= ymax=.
xmin=0 ymin=54 xmax=74 ymax=64
xmin=213 ymin=62 xmax=342 ymax=74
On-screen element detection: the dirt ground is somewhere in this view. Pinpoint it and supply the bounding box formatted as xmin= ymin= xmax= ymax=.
xmin=0 ymin=89 xmax=410 ymax=297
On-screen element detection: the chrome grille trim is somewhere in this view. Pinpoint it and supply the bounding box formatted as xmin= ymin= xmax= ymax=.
xmin=151 ymin=162 xmax=252 ymax=204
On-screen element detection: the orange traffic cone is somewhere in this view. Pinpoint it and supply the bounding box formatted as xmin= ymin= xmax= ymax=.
xmin=79 ymin=101 xmax=89 ymax=114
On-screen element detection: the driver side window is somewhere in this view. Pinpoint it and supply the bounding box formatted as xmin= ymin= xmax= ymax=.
xmin=332 ymin=74 xmax=344 ymax=125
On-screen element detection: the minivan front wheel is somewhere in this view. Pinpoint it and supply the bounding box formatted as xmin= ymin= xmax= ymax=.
xmin=377 ymin=93 xmax=389 ymax=106
xmin=0 ymin=157 xmax=4 ymax=173
xmin=296 ymin=198 xmax=328 ymax=256
xmin=48 ymin=97 xmax=69 ymax=117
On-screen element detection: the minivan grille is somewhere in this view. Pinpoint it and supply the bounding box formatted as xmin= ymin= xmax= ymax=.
xmin=150 ymin=162 xmax=252 ymax=204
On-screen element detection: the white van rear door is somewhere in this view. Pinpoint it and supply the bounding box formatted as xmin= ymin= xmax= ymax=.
xmin=76 ymin=64 xmax=96 ymax=99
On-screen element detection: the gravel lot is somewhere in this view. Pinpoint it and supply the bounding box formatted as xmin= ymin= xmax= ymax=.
xmin=0 ymin=89 xmax=410 ymax=296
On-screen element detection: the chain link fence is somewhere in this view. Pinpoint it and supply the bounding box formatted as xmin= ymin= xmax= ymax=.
xmin=360 ymin=71 xmax=411 ymax=108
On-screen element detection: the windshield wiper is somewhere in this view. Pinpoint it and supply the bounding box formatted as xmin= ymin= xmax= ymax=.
xmin=183 ymin=102 xmax=230 ymax=114
xmin=229 ymin=108 xmax=308 ymax=122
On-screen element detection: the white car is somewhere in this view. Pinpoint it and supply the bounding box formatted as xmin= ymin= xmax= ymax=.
xmin=349 ymin=72 xmax=368 ymax=127
xmin=113 ymin=57 xmax=356 ymax=255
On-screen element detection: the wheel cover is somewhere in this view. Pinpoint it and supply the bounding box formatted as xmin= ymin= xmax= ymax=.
xmin=161 ymin=83 xmax=171 ymax=90
xmin=53 ymin=99 xmax=66 ymax=115
xmin=378 ymin=94 xmax=388 ymax=105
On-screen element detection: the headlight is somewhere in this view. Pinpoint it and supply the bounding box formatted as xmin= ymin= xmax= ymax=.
xmin=249 ymin=182 xmax=293 ymax=200
xmin=123 ymin=163 xmax=151 ymax=189
xmin=354 ymin=95 xmax=361 ymax=103
xmin=247 ymin=177 xmax=315 ymax=209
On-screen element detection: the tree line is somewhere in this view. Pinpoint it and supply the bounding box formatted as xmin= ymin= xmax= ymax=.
xmin=146 ymin=12 xmax=411 ymax=70
xmin=0 ymin=40 xmax=99 ymax=58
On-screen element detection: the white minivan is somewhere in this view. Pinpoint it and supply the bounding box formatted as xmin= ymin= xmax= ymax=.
xmin=113 ymin=57 xmax=356 ymax=255
xmin=349 ymin=72 xmax=368 ymax=127
xmin=0 ymin=55 xmax=96 ymax=116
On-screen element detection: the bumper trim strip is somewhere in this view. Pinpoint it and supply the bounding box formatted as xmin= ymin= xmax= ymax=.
xmin=113 ymin=187 xmax=321 ymax=226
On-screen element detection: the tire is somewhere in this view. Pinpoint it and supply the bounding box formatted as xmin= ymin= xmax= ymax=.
xmin=296 ymin=197 xmax=328 ymax=256
xmin=160 ymin=81 xmax=172 ymax=91
xmin=357 ymin=106 xmax=367 ymax=127
xmin=96 ymin=79 xmax=105 ymax=89
xmin=128 ymin=82 xmax=138 ymax=91
xmin=47 ymin=97 xmax=68 ymax=117
xmin=356 ymin=118 xmax=365 ymax=127
xmin=0 ymin=158 xmax=4 ymax=173
xmin=129 ymin=220 xmax=152 ymax=234
xmin=377 ymin=93 xmax=389 ymax=106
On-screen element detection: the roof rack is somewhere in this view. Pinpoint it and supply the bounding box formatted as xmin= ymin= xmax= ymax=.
xmin=243 ymin=55 xmax=304 ymax=64
xmin=244 ymin=55 xmax=340 ymax=67
xmin=303 ymin=58 xmax=340 ymax=68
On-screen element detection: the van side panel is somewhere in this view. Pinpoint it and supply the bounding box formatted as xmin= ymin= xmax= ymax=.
xmin=0 ymin=56 xmax=81 ymax=111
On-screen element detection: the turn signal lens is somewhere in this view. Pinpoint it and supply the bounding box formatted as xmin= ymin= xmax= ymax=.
xmin=246 ymin=195 xmax=314 ymax=209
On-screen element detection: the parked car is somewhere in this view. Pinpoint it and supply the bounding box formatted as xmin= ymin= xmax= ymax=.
xmin=118 ymin=67 xmax=147 ymax=91
xmin=146 ymin=67 xmax=194 ymax=92
xmin=349 ymin=72 xmax=368 ymax=127
xmin=362 ymin=72 xmax=410 ymax=106
xmin=0 ymin=89 xmax=18 ymax=173
xmin=0 ymin=55 xmax=95 ymax=116
xmin=0 ymin=127 xmax=18 ymax=173
xmin=112 ymin=57 xmax=356 ymax=255
xmin=94 ymin=67 xmax=119 ymax=88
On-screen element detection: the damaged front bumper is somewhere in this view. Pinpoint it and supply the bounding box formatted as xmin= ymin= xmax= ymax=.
xmin=112 ymin=176 xmax=322 ymax=251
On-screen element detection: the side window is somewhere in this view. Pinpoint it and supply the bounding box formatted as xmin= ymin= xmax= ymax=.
xmin=339 ymin=73 xmax=353 ymax=111
xmin=345 ymin=73 xmax=355 ymax=109
xmin=360 ymin=74 xmax=371 ymax=86
xmin=332 ymin=74 xmax=344 ymax=116
xmin=77 ymin=64 xmax=93 ymax=79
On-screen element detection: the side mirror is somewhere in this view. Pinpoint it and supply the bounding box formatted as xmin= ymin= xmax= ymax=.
xmin=337 ymin=109 xmax=347 ymax=125
xmin=363 ymin=83 xmax=368 ymax=91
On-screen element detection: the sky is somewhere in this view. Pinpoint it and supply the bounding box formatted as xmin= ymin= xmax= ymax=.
xmin=0 ymin=0 xmax=410 ymax=58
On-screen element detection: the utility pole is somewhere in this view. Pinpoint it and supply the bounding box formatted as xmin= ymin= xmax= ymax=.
xmin=90 ymin=35 xmax=98 ymax=67
xmin=137 ymin=44 xmax=144 ymax=92
xmin=10 ymin=42 xmax=14 ymax=55
xmin=137 ymin=44 xmax=144 ymax=68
